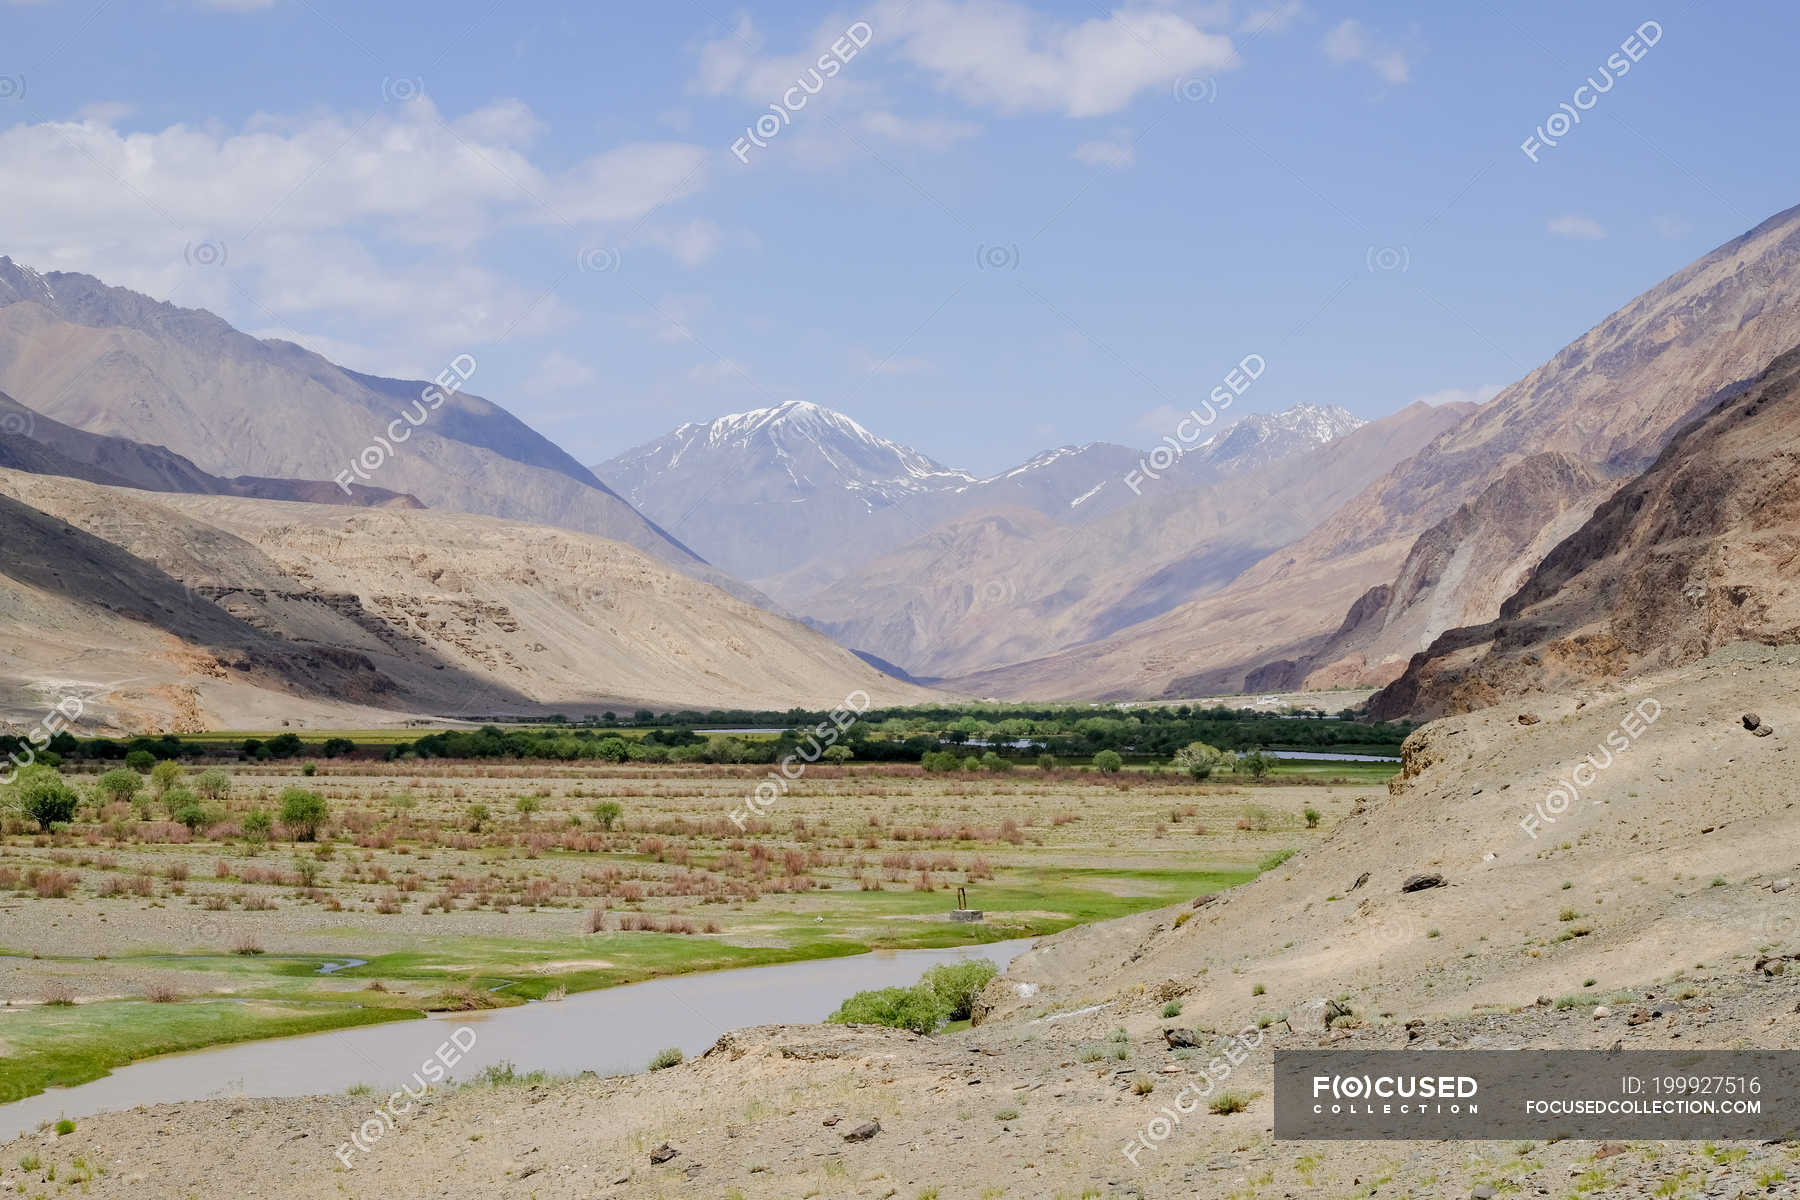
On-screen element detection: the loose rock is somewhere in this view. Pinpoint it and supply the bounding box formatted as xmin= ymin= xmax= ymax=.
xmin=1401 ymin=872 xmax=1446 ymax=893
xmin=842 ymin=1120 xmax=882 ymax=1143
xmin=649 ymin=1143 xmax=679 ymax=1165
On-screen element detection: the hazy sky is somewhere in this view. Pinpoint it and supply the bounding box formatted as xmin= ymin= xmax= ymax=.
xmin=0 ymin=0 xmax=1784 ymax=474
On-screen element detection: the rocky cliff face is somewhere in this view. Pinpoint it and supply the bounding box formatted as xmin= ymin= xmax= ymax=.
xmin=1371 ymin=343 xmax=1800 ymax=720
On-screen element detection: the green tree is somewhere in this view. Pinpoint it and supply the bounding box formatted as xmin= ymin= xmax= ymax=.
xmin=920 ymin=750 xmax=960 ymax=772
xmin=1235 ymin=750 xmax=1274 ymax=779
xmin=320 ymin=737 xmax=355 ymax=758
xmin=590 ymin=800 xmax=622 ymax=830
xmin=822 ymin=744 xmax=853 ymax=764
xmin=1173 ymin=741 xmax=1224 ymax=780
xmin=515 ymin=796 xmax=541 ymax=820
xmin=16 ymin=768 xmax=79 ymax=830
xmin=979 ymin=751 xmax=1012 ymax=773
xmin=466 ymin=803 xmax=491 ymax=832
xmin=595 ymin=737 xmax=632 ymax=763
xmin=1093 ymin=750 xmax=1124 ymax=774
xmin=278 ymin=788 xmax=328 ymax=841
xmin=124 ymin=749 xmax=157 ymax=773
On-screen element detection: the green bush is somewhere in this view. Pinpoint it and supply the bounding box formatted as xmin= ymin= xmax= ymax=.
xmin=647 ymin=1047 xmax=684 ymax=1071
xmin=1093 ymin=750 xmax=1123 ymax=773
xmin=920 ymin=750 xmax=960 ymax=772
xmin=828 ymin=959 xmax=998 ymax=1033
xmin=16 ymin=769 xmax=79 ymax=830
xmin=826 ymin=984 xmax=942 ymax=1034
xmin=923 ymin=959 xmax=998 ymax=1021
xmin=97 ymin=768 xmax=142 ymax=803
xmin=124 ymin=749 xmax=157 ymax=773
xmin=241 ymin=809 xmax=272 ymax=840
xmin=192 ymin=768 xmax=232 ymax=801
xmin=590 ymin=800 xmax=622 ymax=830
xmin=278 ymin=788 xmax=328 ymax=841
xmin=150 ymin=759 xmax=183 ymax=795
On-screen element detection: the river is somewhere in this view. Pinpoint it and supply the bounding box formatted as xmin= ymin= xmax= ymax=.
xmin=0 ymin=937 xmax=1036 ymax=1142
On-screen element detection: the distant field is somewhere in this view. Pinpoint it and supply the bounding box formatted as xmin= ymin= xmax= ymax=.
xmin=0 ymin=755 xmax=1392 ymax=1100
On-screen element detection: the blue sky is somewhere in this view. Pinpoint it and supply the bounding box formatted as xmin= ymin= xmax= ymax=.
xmin=0 ymin=0 xmax=1788 ymax=474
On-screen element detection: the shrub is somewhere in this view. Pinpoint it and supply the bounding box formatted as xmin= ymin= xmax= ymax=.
xmin=1161 ymin=1000 xmax=1182 ymax=1018
xmin=1093 ymin=750 xmax=1123 ymax=774
xmin=826 ymin=984 xmax=941 ymax=1034
xmin=321 ymin=737 xmax=355 ymax=758
xmin=54 ymin=1119 xmax=75 ymax=1136
xmin=979 ymin=751 xmax=1011 ymax=773
xmin=647 ymin=1047 xmax=684 ymax=1071
xmin=1210 ymin=1090 xmax=1256 ymax=1115
xmin=150 ymin=759 xmax=183 ymax=795
xmin=124 ymin=749 xmax=157 ymax=773
xmin=96 ymin=768 xmax=142 ymax=804
xmin=822 ymin=744 xmax=853 ymax=764
xmin=1303 ymin=807 xmax=1322 ymax=828
xmin=1234 ymin=750 xmax=1274 ymax=779
xmin=920 ymin=750 xmax=960 ymax=773
xmin=1037 ymin=754 xmax=1058 ymax=771
xmin=923 ymin=959 xmax=998 ymax=1021
xmin=241 ymin=809 xmax=273 ymax=841
xmin=278 ymin=788 xmax=328 ymax=841
xmin=590 ymin=801 xmax=621 ymax=830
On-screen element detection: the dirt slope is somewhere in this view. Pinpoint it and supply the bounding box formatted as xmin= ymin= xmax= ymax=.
xmin=0 ymin=470 xmax=934 ymax=730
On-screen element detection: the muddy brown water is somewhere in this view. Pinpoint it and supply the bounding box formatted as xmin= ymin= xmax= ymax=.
xmin=0 ymin=937 xmax=1036 ymax=1141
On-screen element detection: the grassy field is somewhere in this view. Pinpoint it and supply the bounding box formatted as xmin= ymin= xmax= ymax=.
xmin=0 ymin=755 xmax=1390 ymax=1101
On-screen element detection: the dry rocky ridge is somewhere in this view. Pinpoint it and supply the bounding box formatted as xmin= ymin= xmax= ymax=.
xmin=1372 ymin=340 xmax=1800 ymax=721
xmin=13 ymin=642 xmax=1800 ymax=1196
xmin=949 ymin=202 xmax=1800 ymax=701
xmin=0 ymin=468 xmax=932 ymax=731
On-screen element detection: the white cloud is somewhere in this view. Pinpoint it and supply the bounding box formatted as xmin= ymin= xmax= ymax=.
xmin=75 ymin=101 xmax=134 ymax=124
xmin=1323 ymin=19 xmax=1410 ymax=84
xmin=697 ymin=3 xmax=1239 ymax=119
xmin=1073 ymin=128 xmax=1135 ymax=169
xmin=860 ymin=110 xmax=982 ymax=149
xmin=1548 ymin=214 xmax=1607 ymax=240
xmin=525 ymin=351 xmax=600 ymax=394
xmin=0 ymin=99 xmax=708 ymax=371
xmin=1414 ymin=384 xmax=1502 ymax=407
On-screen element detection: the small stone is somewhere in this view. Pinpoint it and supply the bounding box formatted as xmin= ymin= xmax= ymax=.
xmin=821 ymin=1114 xmax=840 ymax=1127
xmin=649 ymin=1143 xmax=679 ymax=1165
xmin=842 ymin=1120 xmax=881 ymax=1143
xmin=1755 ymin=725 xmax=1776 ymax=737
xmin=1774 ymin=879 xmax=1792 ymax=893
xmin=1401 ymin=872 xmax=1446 ymax=893
xmin=1163 ymin=1028 xmax=1201 ymax=1048
xmin=1472 ymin=1186 xmax=1498 ymax=1199
xmin=1595 ymin=1141 xmax=1627 ymax=1158
xmin=1744 ymin=713 xmax=1762 ymax=730
xmin=1592 ymin=1006 xmax=1612 ymax=1019
xmin=1518 ymin=713 xmax=1540 ymax=726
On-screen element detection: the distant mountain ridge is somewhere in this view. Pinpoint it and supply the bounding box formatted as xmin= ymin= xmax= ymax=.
xmin=597 ymin=398 xmax=1364 ymax=587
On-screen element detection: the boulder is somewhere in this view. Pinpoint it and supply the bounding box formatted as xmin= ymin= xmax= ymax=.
xmin=1290 ymin=997 xmax=1352 ymax=1035
xmin=1163 ymin=1027 xmax=1201 ymax=1049
xmin=842 ymin=1120 xmax=882 ymax=1143
xmin=649 ymin=1143 xmax=679 ymax=1165
xmin=1401 ymin=872 xmax=1446 ymax=893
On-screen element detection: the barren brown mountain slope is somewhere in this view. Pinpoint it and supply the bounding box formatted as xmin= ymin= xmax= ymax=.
xmin=0 ymin=469 xmax=932 ymax=730
xmin=1371 ymin=343 xmax=1800 ymax=721
xmin=21 ymin=645 xmax=1800 ymax=1197
xmin=950 ymin=203 xmax=1800 ymax=700
xmin=800 ymin=401 xmax=1468 ymax=678
xmin=0 ymin=390 xmax=422 ymax=508
xmin=0 ymin=260 xmax=707 ymax=577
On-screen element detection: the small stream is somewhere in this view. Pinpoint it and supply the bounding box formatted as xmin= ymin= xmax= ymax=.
xmin=0 ymin=937 xmax=1036 ymax=1142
